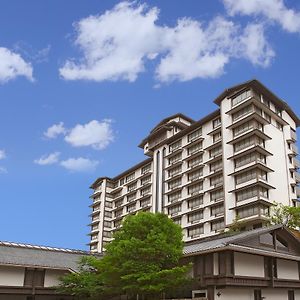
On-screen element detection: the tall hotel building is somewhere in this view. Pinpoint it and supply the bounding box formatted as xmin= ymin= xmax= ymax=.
xmin=88 ymin=79 xmax=300 ymax=253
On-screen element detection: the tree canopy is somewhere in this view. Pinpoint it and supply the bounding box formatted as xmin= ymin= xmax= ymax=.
xmin=59 ymin=212 xmax=192 ymax=299
xmin=269 ymin=203 xmax=300 ymax=230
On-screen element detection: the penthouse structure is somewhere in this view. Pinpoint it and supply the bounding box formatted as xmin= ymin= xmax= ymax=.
xmin=89 ymin=79 xmax=300 ymax=253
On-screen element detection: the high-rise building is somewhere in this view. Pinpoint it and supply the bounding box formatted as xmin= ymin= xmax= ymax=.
xmin=88 ymin=79 xmax=300 ymax=253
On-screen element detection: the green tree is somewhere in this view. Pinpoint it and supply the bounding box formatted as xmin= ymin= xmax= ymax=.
xmin=269 ymin=203 xmax=300 ymax=230
xmin=59 ymin=212 xmax=192 ymax=299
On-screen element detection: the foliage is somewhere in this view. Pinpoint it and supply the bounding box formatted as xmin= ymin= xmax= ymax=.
xmin=59 ymin=212 xmax=192 ymax=299
xmin=269 ymin=203 xmax=300 ymax=230
xmin=226 ymin=215 xmax=247 ymax=233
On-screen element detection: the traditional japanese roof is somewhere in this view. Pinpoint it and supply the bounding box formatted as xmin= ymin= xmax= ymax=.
xmin=0 ymin=241 xmax=97 ymax=272
xmin=183 ymin=225 xmax=300 ymax=261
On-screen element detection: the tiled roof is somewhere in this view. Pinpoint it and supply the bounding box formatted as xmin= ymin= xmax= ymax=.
xmin=183 ymin=224 xmax=283 ymax=255
xmin=0 ymin=241 xmax=95 ymax=272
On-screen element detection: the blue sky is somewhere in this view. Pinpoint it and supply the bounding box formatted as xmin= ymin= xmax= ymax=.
xmin=0 ymin=0 xmax=299 ymax=250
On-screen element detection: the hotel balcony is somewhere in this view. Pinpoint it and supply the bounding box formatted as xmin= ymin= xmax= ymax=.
xmin=296 ymin=186 xmax=300 ymax=199
xmin=294 ymin=158 xmax=300 ymax=169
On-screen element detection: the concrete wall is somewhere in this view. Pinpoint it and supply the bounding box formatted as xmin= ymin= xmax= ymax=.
xmin=234 ymin=252 xmax=264 ymax=277
xmin=277 ymin=258 xmax=299 ymax=280
xmin=0 ymin=265 xmax=24 ymax=286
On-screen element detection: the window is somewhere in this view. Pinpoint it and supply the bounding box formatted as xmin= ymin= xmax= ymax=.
xmin=126 ymin=172 xmax=135 ymax=182
xmin=254 ymin=290 xmax=262 ymax=300
xmin=233 ymin=121 xmax=263 ymax=137
xmin=188 ymin=210 xmax=203 ymax=223
xmin=103 ymin=221 xmax=111 ymax=228
xmin=169 ymin=140 xmax=182 ymax=152
xmin=115 ymin=199 xmax=123 ymax=208
xmin=168 ymin=204 xmax=181 ymax=216
xmin=211 ymin=219 xmax=224 ymax=231
xmin=232 ymin=104 xmax=253 ymax=121
xmin=188 ymin=196 xmax=203 ymax=208
xmin=211 ymin=204 xmax=224 ymax=216
xmin=92 ymin=224 xmax=99 ymax=231
xmin=114 ymin=219 xmax=122 ymax=228
xmin=210 ymin=175 xmax=223 ymax=187
xmin=127 ymin=203 xmax=136 ymax=212
xmin=188 ymin=182 xmax=203 ymax=195
xmin=213 ymin=117 xmax=221 ymax=129
xmin=210 ymin=189 xmax=224 ymax=202
xmin=127 ymin=192 xmax=137 ymax=202
xmin=276 ymin=235 xmax=288 ymax=250
xmin=264 ymin=112 xmax=271 ymax=123
xmin=127 ymin=182 xmax=137 ymax=192
xmin=232 ymin=89 xmax=252 ymax=107
xmin=188 ymin=128 xmax=202 ymax=142
xmin=105 ymin=201 xmax=112 ymax=208
xmin=188 ymin=155 xmax=203 ymax=168
xmin=168 ymin=165 xmax=182 ymax=177
xmin=236 ymin=186 xmax=268 ymax=202
xmin=168 ymin=191 xmax=181 ymax=203
xmin=141 ymin=186 xmax=151 ymax=196
xmin=169 ymin=153 xmax=182 ymax=165
xmin=168 ymin=178 xmax=182 ymax=190
xmin=140 ymin=197 xmax=151 ymax=207
xmin=275 ymin=106 xmax=282 ymax=117
xmin=188 ymin=169 xmax=203 ymax=181
xmin=235 ymin=169 xmax=267 ymax=185
xmin=210 ymin=159 xmax=223 ymax=172
xmin=188 ymin=225 xmax=204 ymax=237
xmin=115 ymin=209 xmax=122 ymax=217
xmin=237 ymin=205 xmax=259 ymax=218
xmin=103 ymin=231 xmax=111 ymax=238
xmin=24 ymin=268 xmax=45 ymax=287
xmin=93 ymin=205 xmax=100 ymax=212
xmin=187 ymin=141 xmax=203 ymax=155
xmin=213 ymin=131 xmax=222 ymax=142
xmin=173 ymin=217 xmax=181 ymax=225
xmin=141 ymin=164 xmax=151 ymax=174
xmin=235 ymin=152 xmax=266 ymax=168
xmin=91 ymin=234 xmax=98 ymax=241
xmin=141 ymin=175 xmax=151 ymax=185
xmin=234 ymin=136 xmax=264 ymax=153
xmin=209 ymin=145 xmax=222 ymax=158
xmin=288 ymin=290 xmax=295 ymax=300
xmin=104 ymin=211 xmax=112 ymax=218
xmin=120 ymin=178 xmax=125 ymax=185
xmin=261 ymin=94 xmax=270 ymax=107
xmin=276 ymin=121 xmax=283 ymax=131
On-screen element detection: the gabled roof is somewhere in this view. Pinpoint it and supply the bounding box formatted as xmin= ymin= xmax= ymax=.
xmin=214 ymin=79 xmax=300 ymax=126
xmin=184 ymin=225 xmax=300 ymax=260
xmin=0 ymin=241 xmax=97 ymax=272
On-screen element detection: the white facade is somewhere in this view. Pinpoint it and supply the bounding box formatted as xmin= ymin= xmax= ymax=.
xmin=89 ymin=80 xmax=300 ymax=253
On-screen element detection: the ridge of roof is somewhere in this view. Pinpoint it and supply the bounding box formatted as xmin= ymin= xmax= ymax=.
xmin=0 ymin=240 xmax=91 ymax=255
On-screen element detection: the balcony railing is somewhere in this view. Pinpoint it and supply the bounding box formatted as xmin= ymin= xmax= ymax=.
xmin=294 ymin=158 xmax=300 ymax=169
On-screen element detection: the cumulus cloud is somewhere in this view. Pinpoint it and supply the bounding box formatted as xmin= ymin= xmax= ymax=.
xmin=0 ymin=47 xmax=34 ymax=83
xmin=44 ymin=122 xmax=66 ymax=139
xmin=60 ymin=157 xmax=99 ymax=172
xmin=223 ymin=0 xmax=300 ymax=33
xmin=34 ymin=152 xmax=61 ymax=165
xmin=60 ymin=1 xmax=274 ymax=83
xmin=0 ymin=149 xmax=6 ymax=160
xmin=65 ymin=119 xmax=114 ymax=150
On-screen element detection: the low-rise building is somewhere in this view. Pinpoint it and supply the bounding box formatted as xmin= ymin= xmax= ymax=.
xmin=0 ymin=241 xmax=92 ymax=300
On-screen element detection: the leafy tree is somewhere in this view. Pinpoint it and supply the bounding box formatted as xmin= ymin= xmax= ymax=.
xmin=59 ymin=212 xmax=192 ymax=299
xmin=269 ymin=203 xmax=300 ymax=230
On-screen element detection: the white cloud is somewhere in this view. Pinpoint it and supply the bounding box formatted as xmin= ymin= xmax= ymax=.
xmin=223 ymin=0 xmax=300 ymax=33
xmin=239 ymin=23 xmax=275 ymax=67
xmin=65 ymin=119 xmax=114 ymax=150
xmin=0 ymin=47 xmax=33 ymax=83
xmin=0 ymin=167 xmax=7 ymax=174
xmin=44 ymin=122 xmax=66 ymax=139
xmin=60 ymin=157 xmax=99 ymax=172
xmin=0 ymin=149 xmax=6 ymax=160
xmin=60 ymin=1 xmax=274 ymax=83
xmin=34 ymin=152 xmax=60 ymax=165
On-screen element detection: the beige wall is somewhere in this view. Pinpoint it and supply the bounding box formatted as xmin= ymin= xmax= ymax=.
xmin=234 ymin=252 xmax=264 ymax=277
xmin=0 ymin=265 xmax=24 ymax=286
xmin=277 ymin=258 xmax=299 ymax=280
xmin=44 ymin=269 xmax=68 ymax=287
xmin=262 ymin=288 xmax=289 ymax=300
xmin=214 ymin=287 xmax=252 ymax=300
